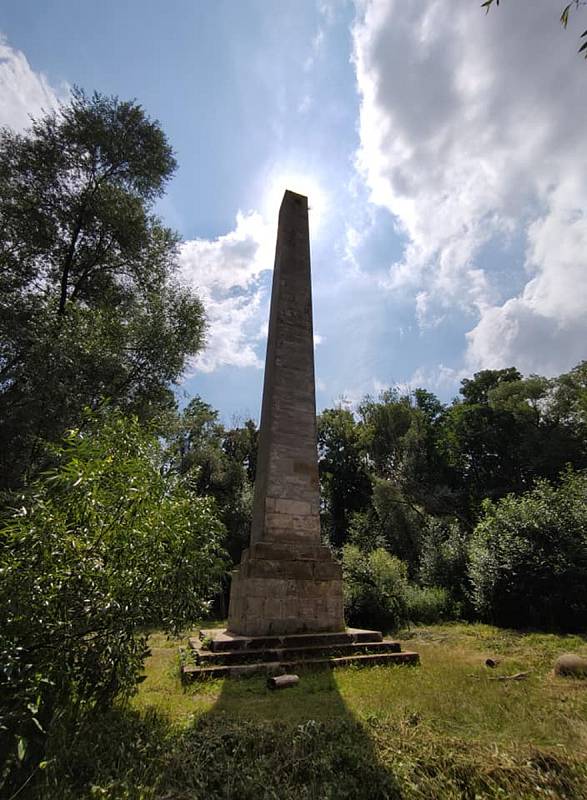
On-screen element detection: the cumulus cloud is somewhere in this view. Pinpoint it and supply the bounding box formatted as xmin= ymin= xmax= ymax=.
xmin=0 ymin=36 xmax=65 ymax=129
xmin=178 ymin=211 xmax=274 ymax=372
xmin=352 ymin=0 xmax=587 ymax=375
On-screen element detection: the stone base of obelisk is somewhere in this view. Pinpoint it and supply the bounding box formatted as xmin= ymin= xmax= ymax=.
xmin=226 ymin=542 xmax=345 ymax=636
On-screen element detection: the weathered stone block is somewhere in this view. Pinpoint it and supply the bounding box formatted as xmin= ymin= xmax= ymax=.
xmin=244 ymin=596 xmax=265 ymax=618
xmin=265 ymin=597 xmax=283 ymax=619
xmin=313 ymin=561 xmax=343 ymax=580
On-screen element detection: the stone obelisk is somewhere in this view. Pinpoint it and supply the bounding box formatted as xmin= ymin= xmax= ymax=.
xmin=227 ymin=190 xmax=345 ymax=636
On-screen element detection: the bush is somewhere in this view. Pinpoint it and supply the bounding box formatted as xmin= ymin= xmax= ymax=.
xmin=0 ymin=410 xmax=225 ymax=791
xmin=342 ymin=545 xmax=408 ymax=632
xmin=469 ymin=469 xmax=587 ymax=630
xmin=419 ymin=517 xmax=471 ymax=612
xmin=405 ymin=585 xmax=457 ymax=625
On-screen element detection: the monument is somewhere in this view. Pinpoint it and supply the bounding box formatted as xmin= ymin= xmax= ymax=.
xmin=227 ymin=189 xmax=344 ymax=636
xmin=181 ymin=190 xmax=418 ymax=678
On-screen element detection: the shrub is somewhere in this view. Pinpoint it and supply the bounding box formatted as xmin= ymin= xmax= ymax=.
xmin=419 ymin=517 xmax=471 ymax=612
xmin=469 ymin=469 xmax=587 ymax=630
xmin=0 ymin=410 xmax=225 ymax=791
xmin=405 ymin=585 xmax=457 ymax=625
xmin=342 ymin=545 xmax=408 ymax=631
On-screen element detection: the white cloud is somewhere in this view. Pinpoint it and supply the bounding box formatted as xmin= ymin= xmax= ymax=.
xmin=0 ymin=36 xmax=65 ymax=130
xmin=352 ymin=0 xmax=587 ymax=376
xmin=403 ymin=364 xmax=468 ymax=398
xmin=178 ymin=211 xmax=274 ymax=373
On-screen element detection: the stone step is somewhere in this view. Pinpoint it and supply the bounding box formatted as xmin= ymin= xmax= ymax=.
xmin=181 ymin=650 xmax=420 ymax=682
xmin=189 ymin=638 xmax=402 ymax=665
xmin=199 ymin=627 xmax=383 ymax=653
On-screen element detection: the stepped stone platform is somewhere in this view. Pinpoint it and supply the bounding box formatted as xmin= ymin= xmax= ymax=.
xmin=181 ymin=627 xmax=420 ymax=681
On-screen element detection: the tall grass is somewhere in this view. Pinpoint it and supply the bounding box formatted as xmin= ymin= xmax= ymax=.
xmin=23 ymin=624 xmax=587 ymax=800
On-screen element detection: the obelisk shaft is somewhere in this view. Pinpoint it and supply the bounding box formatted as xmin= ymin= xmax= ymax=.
xmin=226 ymin=189 xmax=344 ymax=636
xmin=250 ymin=190 xmax=320 ymax=546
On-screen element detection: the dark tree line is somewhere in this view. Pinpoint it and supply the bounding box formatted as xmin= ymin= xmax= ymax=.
xmin=317 ymin=363 xmax=587 ymax=626
xmin=319 ymin=364 xmax=587 ymax=551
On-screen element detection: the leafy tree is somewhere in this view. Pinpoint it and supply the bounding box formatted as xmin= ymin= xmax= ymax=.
xmin=0 ymin=89 xmax=205 ymax=491
xmin=548 ymin=361 xmax=587 ymax=461
xmin=168 ymin=397 xmax=226 ymax=491
xmin=317 ymin=408 xmax=371 ymax=548
xmin=439 ymin=402 xmax=526 ymax=517
xmin=370 ymin=478 xmax=424 ymax=576
xmin=165 ymin=397 xmax=257 ymax=566
xmin=359 ymin=389 xmax=413 ymax=478
xmin=0 ymin=409 xmax=225 ymax=790
xmin=469 ymin=469 xmax=587 ymax=630
xmin=459 ymin=368 xmax=522 ymax=406
xmin=419 ymin=517 xmax=471 ymax=612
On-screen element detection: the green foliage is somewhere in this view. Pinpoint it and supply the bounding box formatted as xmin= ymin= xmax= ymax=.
xmin=459 ymin=367 xmax=522 ymax=405
xmin=320 ymin=365 xmax=587 ymax=610
xmin=0 ymin=88 xmax=205 ymax=490
xmin=405 ymin=585 xmax=456 ymax=625
xmin=318 ymin=408 xmax=371 ymax=548
xmin=342 ymin=545 xmax=409 ymax=632
xmin=0 ymin=410 xmax=225 ymax=789
xmin=165 ymin=397 xmax=257 ymax=566
xmin=359 ymin=390 xmax=413 ymax=478
xmin=419 ymin=518 xmax=471 ymax=611
xmin=370 ymin=479 xmax=423 ymax=575
xmin=347 ymin=509 xmax=384 ymax=552
xmin=469 ymin=469 xmax=587 ymax=630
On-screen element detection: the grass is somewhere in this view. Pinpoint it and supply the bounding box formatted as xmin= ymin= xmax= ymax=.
xmin=34 ymin=623 xmax=587 ymax=799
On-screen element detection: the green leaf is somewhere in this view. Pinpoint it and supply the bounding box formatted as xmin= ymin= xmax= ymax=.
xmin=17 ymin=737 xmax=27 ymax=762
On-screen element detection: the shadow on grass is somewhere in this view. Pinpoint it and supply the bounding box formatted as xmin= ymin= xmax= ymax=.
xmin=34 ymin=667 xmax=402 ymax=800
xmin=195 ymin=666 xmax=403 ymax=799
xmin=27 ymin=624 xmax=587 ymax=799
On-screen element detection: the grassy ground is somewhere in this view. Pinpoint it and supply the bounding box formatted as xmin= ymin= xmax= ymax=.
xmin=38 ymin=623 xmax=587 ymax=799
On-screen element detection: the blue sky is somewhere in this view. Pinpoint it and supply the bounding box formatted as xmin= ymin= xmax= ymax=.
xmin=1 ymin=0 xmax=586 ymax=423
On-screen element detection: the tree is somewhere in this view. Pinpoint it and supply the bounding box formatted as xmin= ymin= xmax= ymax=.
xmin=0 ymin=89 xmax=205 ymax=491
xmin=164 ymin=398 xmax=257 ymax=567
xmin=0 ymin=409 xmax=225 ymax=791
xmin=317 ymin=408 xmax=372 ymax=548
xmin=469 ymin=469 xmax=587 ymax=630
xmin=358 ymin=389 xmax=413 ymax=478
xmin=459 ymin=368 xmax=522 ymax=406
xmin=481 ymin=0 xmax=587 ymax=59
